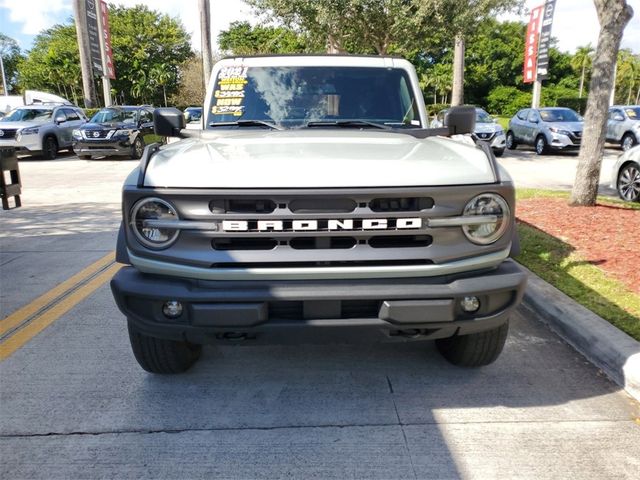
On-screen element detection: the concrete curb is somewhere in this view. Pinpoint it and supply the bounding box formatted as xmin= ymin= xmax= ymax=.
xmin=521 ymin=267 xmax=640 ymax=402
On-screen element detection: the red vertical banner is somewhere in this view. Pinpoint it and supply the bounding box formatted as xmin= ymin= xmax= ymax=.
xmin=523 ymin=5 xmax=544 ymax=84
xmin=100 ymin=0 xmax=116 ymax=79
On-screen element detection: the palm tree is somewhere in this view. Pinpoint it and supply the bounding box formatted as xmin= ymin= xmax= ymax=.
xmin=571 ymin=44 xmax=594 ymax=98
xmin=150 ymin=64 xmax=172 ymax=107
xmin=616 ymin=50 xmax=640 ymax=105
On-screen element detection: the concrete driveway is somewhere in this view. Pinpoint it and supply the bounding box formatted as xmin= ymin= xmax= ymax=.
xmin=1 ymin=152 xmax=638 ymax=479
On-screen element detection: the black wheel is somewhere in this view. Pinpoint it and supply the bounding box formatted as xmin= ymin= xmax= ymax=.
xmin=436 ymin=321 xmax=509 ymax=367
xmin=78 ymin=154 xmax=91 ymax=160
xmin=535 ymin=135 xmax=548 ymax=155
xmin=506 ymin=131 xmax=517 ymax=150
xmin=131 ymin=136 xmax=145 ymax=159
xmin=42 ymin=136 xmax=58 ymax=160
xmin=493 ymin=148 xmax=505 ymax=158
xmin=621 ymin=133 xmax=637 ymax=152
xmin=617 ymin=162 xmax=640 ymax=202
xmin=128 ymin=321 xmax=202 ymax=374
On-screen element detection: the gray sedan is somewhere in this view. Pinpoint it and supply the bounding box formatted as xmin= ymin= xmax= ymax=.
xmin=507 ymin=107 xmax=583 ymax=155
xmin=611 ymin=145 xmax=640 ymax=202
xmin=606 ymin=105 xmax=640 ymax=151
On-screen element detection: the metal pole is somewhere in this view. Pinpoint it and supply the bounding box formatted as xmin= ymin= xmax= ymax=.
xmin=531 ymin=80 xmax=542 ymax=108
xmin=0 ymin=53 xmax=7 ymax=96
xmin=95 ymin=1 xmax=112 ymax=106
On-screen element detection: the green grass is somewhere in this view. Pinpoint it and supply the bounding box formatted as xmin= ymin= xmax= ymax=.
xmin=516 ymin=188 xmax=640 ymax=340
xmin=516 ymin=188 xmax=640 ymax=210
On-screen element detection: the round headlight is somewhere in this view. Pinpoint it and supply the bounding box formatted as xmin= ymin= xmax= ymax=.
xmin=131 ymin=198 xmax=180 ymax=249
xmin=462 ymin=193 xmax=510 ymax=245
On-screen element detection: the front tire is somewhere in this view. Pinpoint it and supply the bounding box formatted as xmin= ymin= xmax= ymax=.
xmin=617 ymin=162 xmax=640 ymax=202
xmin=131 ymin=136 xmax=145 ymax=159
xmin=42 ymin=136 xmax=58 ymax=160
xmin=535 ymin=135 xmax=548 ymax=155
xmin=128 ymin=321 xmax=202 ymax=374
xmin=621 ymin=133 xmax=637 ymax=152
xmin=493 ymin=148 xmax=505 ymax=158
xmin=436 ymin=321 xmax=509 ymax=367
xmin=506 ymin=131 xmax=517 ymax=150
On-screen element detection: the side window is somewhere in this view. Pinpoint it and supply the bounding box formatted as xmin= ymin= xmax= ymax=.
xmin=139 ymin=109 xmax=153 ymax=123
xmin=516 ymin=109 xmax=529 ymax=121
xmin=527 ymin=110 xmax=539 ymax=123
xmin=63 ymin=108 xmax=80 ymax=121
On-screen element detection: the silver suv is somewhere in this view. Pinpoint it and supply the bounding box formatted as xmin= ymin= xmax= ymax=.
xmin=0 ymin=104 xmax=87 ymax=159
xmin=431 ymin=107 xmax=506 ymax=157
xmin=506 ymin=107 xmax=583 ymax=155
xmin=606 ymin=105 xmax=640 ymax=151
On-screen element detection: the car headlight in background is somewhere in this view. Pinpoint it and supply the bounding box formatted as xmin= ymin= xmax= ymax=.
xmin=72 ymin=129 xmax=82 ymax=139
xmin=462 ymin=193 xmax=510 ymax=245
xmin=130 ymin=197 xmax=180 ymax=249
xmin=19 ymin=126 xmax=39 ymax=137
xmin=114 ymin=129 xmax=134 ymax=138
xmin=549 ymin=127 xmax=571 ymax=136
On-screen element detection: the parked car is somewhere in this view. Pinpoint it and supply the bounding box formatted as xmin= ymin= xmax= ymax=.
xmin=611 ymin=145 xmax=640 ymax=202
xmin=184 ymin=106 xmax=202 ymax=123
xmin=606 ymin=105 xmax=640 ymax=151
xmin=72 ymin=105 xmax=157 ymax=159
xmin=506 ymin=107 xmax=583 ymax=155
xmin=0 ymin=103 xmax=87 ymax=159
xmin=431 ymin=107 xmax=506 ymax=156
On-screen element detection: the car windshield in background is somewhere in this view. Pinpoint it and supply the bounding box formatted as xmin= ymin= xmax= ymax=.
xmin=625 ymin=107 xmax=640 ymax=119
xmin=476 ymin=110 xmax=494 ymax=123
xmin=207 ymin=66 xmax=420 ymax=128
xmin=1 ymin=108 xmax=53 ymax=122
xmin=539 ymin=109 xmax=581 ymax=122
xmin=90 ymin=108 xmax=137 ymax=124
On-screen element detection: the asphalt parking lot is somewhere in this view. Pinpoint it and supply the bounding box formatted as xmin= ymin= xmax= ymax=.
xmin=1 ymin=147 xmax=638 ymax=479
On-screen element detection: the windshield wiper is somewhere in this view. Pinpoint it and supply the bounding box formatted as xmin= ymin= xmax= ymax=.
xmin=305 ymin=120 xmax=392 ymax=130
xmin=208 ymin=120 xmax=281 ymax=130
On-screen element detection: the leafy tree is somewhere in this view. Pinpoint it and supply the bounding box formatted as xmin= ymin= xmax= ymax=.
xmin=170 ymin=56 xmax=206 ymax=108
xmin=245 ymin=0 xmax=430 ymax=55
xmin=219 ymin=21 xmax=309 ymax=55
xmin=0 ymin=33 xmax=23 ymax=94
xmin=17 ymin=4 xmax=192 ymax=106
xmin=487 ymin=85 xmax=531 ymax=115
xmin=571 ymin=45 xmax=594 ymax=98
xmin=616 ymin=48 xmax=640 ymax=104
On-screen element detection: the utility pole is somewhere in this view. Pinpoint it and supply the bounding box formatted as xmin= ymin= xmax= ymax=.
xmin=531 ymin=80 xmax=542 ymax=108
xmin=199 ymin=0 xmax=213 ymax=89
xmin=72 ymin=0 xmax=98 ymax=108
xmin=95 ymin=1 xmax=112 ymax=106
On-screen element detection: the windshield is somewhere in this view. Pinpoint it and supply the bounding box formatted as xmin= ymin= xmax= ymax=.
xmin=90 ymin=108 xmax=137 ymax=124
xmin=539 ymin=109 xmax=582 ymax=122
xmin=624 ymin=107 xmax=640 ymax=119
xmin=1 ymin=108 xmax=53 ymax=122
xmin=207 ymin=66 xmax=420 ymax=128
xmin=475 ymin=109 xmax=494 ymax=124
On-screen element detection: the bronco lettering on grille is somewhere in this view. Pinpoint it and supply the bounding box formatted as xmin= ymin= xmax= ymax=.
xmin=221 ymin=218 xmax=422 ymax=232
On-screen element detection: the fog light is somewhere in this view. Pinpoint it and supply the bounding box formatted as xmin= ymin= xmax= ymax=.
xmin=162 ymin=300 xmax=183 ymax=318
xmin=460 ymin=296 xmax=480 ymax=313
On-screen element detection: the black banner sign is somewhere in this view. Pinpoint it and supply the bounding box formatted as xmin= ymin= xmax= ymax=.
xmin=536 ymin=0 xmax=556 ymax=81
xmin=85 ymin=0 xmax=103 ymax=76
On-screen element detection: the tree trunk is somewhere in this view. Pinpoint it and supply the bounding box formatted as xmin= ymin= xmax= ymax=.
xmin=199 ymin=0 xmax=213 ymax=89
xmin=163 ymin=86 xmax=167 ymax=107
xmin=451 ymin=34 xmax=465 ymax=106
xmin=636 ymin=84 xmax=640 ymax=104
xmin=326 ymin=34 xmax=346 ymax=54
xmin=579 ymin=64 xmax=586 ymax=98
xmin=570 ymin=0 xmax=633 ymax=206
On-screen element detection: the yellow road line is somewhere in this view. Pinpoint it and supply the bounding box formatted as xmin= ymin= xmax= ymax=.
xmin=0 ymin=252 xmax=115 ymax=337
xmin=0 ymin=263 xmax=122 ymax=360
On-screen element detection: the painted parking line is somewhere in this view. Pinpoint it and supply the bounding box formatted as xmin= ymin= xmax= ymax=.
xmin=0 ymin=252 xmax=120 ymax=360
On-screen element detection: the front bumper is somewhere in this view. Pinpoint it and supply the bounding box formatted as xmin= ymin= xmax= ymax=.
xmin=111 ymin=260 xmax=527 ymax=344
xmin=490 ymin=133 xmax=506 ymax=151
xmin=0 ymin=136 xmax=41 ymax=152
xmin=73 ymin=138 xmax=132 ymax=157
xmin=549 ymin=133 xmax=580 ymax=150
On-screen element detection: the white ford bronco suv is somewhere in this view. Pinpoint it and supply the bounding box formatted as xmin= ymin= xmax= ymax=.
xmin=110 ymin=55 xmax=527 ymax=374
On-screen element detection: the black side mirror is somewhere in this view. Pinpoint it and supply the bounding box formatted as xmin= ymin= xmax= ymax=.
xmin=444 ymin=106 xmax=476 ymax=135
xmin=154 ymin=108 xmax=185 ymax=137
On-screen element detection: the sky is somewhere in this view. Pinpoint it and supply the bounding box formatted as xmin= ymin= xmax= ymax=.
xmin=1 ymin=0 xmax=639 ymax=54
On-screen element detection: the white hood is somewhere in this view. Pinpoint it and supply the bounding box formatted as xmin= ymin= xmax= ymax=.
xmin=144 ymin=130 xmax=496 ymax=188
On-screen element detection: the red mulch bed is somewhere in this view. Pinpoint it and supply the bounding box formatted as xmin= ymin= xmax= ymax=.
xmin=517 ymin=198 xmax=640 ymax=294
